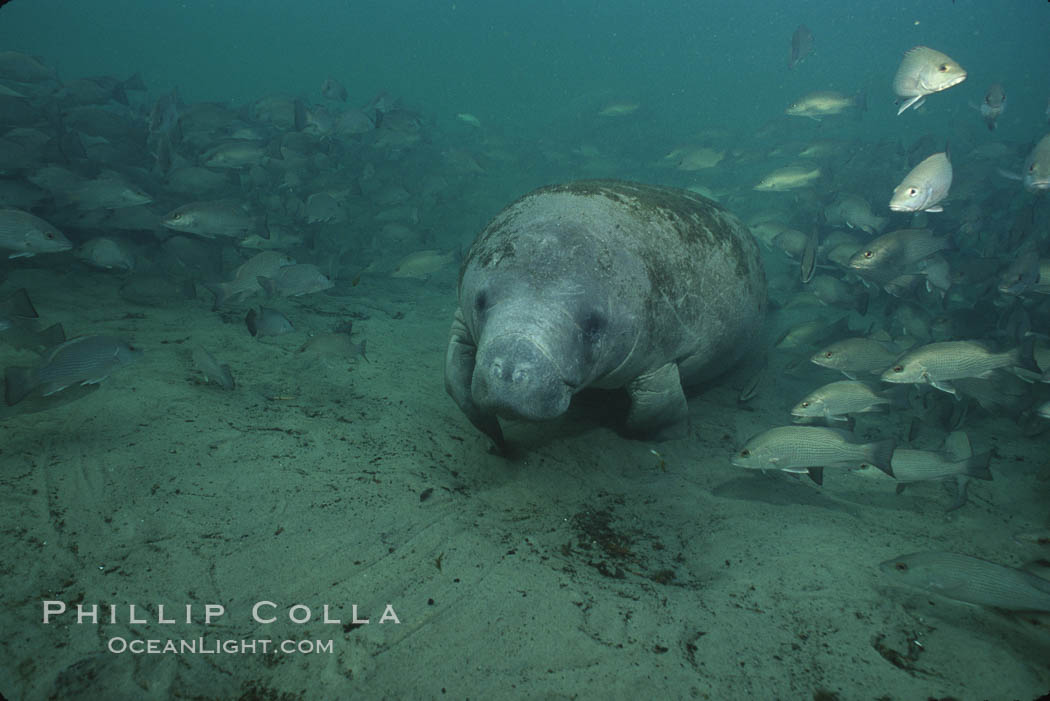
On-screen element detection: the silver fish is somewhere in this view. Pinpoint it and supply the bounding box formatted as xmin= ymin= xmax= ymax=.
xmin=790 ymin=381 xmax=893 ymax=422
xmin=809 ymin=274 xmax=868 ymax=314
xmin=893 ymin=46 xmax=967 ymax=115
xmin=879 ymin=551 xmax=1050 ymax=612
xmin=74 ymin=237 xmax=135 ymax=271
xmin=258 ymin=263 xmax=333 ymax=297
xmin=299 ymin=332 xmax=368 ymax=362
xmin=997 ymin=251 xmax=1046 ymax=295
xmin=811 ymin=337 xmax=898 ymax=379
xmin=880 ymin=339 xmax=1039 ymax=394
xmin=57 ymin=176 xmax=153 ymax=210
xmin=754 ymin=165 xmax=821 ymax=191
xmin=204 ymin=251 xmax=296 ymax=308
xmin=162 ymin=200 xmax=258 ymax=239
xmin=192 ymin=346 xmax=235 ymax=390
xmin=823 ymin=194 xmax=885 ymax=234
xmin=889 ymin=151 xmax=951 ymax=213
xmin=321 ymin=77 xmax=348 ymax=102
xmin=978 ymin=83 xmax=1006 ymax=131
xmin=800 ymin=228 xmax=818 ymax=283
xmin=732 ymin=425 xmax=895 ymax=485
xmin=200 ymin=140 xmax=270 ymax=169
xmin=788 ymin=25 xmax=813 ymax=70
xmin=857 ymin=431 xmax=992 ymax=510
xmin=0 ymin=51 xmax=56 ymax=83
xmin=245 ymin=307 xmax=294 ymax=338
xmin=1022 ymin=133 xmax=1050 ymax=192
xmin=0 ymin=208 xmax=72 ymax=258
xmin=775 ymin=316 xmax=850 ymax=349
xmin=786 ymin=91 xmax=865 ymax=120
xmin=4 ymin=335 xmax=141 ymax=406
xmin=848 ymin=229 xmax=950 ymax=276
xmin=891 ymin=451 xmax=991 ymax=506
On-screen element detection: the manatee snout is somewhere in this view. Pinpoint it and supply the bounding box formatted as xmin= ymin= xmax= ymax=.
xmin=471 ymin=334 xmax=572 ymax=421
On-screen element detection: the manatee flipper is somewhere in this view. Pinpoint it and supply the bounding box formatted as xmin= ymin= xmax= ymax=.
xmin=625 ymin=362 xmax=689 ymax=440
xmin=444 ymin=310 xmax=506 ymax=453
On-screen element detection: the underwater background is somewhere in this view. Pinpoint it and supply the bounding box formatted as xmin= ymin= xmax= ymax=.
xmin=1 ymin=0 xmax=1049 ymax=699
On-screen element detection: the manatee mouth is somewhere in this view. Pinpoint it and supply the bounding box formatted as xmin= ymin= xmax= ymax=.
xmin=471 ymin=333 xmax=573 ymax=421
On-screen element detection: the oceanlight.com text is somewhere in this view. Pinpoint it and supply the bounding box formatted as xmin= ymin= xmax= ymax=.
xmin=107 ymin=637 xmax=335 ymax=655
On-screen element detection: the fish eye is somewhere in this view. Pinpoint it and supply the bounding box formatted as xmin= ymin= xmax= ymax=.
xmin=824 ymin=351 xmax=833 ymax=358
xmin=894 ymin=562 xmax=909 ymax=571
xmin=172 ymin=213 xmax=182 ymax=220
xmin=1030 ymin=163 xmax=1037 ymax=172
xmin=892 ymin=365 xmax=903 ymax=373
xmin=739 ymin=449 xmax=750 ymax=457
xmin=863 ymin=250 xmax=873 ymax=258
xmin=908 ymin=188 xmax=918 ymax=196
xmin=801 ymin=401 xmax=810 ymax=408
xmin=45 ymin=232 xmax=54 ymax=239
xmin=938 ymin=63 xmax=949 ymax=72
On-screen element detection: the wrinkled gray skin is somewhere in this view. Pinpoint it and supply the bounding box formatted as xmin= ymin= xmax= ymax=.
xmin=445 ymin=180 xmax=766 ymax=453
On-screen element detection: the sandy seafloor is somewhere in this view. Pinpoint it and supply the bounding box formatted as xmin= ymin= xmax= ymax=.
xmin=0 ymin=259 xmax=1048 ymax=701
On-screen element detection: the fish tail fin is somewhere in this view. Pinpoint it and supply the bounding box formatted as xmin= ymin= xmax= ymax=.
xmin=203 ymin=282 xmax=230 ymax=310
xmin=37 ymin=323 xmax=66 ymax=347
xmin=880 ymin=384 xmax=911 ymax=409
xmin=854 ymin=291 xmax=870 ymax=316
xmin=867 ymin=439 xmax=896 ymax=476
xmin=961 ymin=451 xmax=993 ymax=481
xmin=997 ymin=167 xmax=1023 ymax=182
xmin=294 ymin=99 xmax=308 ymax=132
xmin=946 ymin=476 xmax=972 ymax=512
xmin=257 ymin=276 xmax=277 ymax=297
xmin=1012 ymin=336 xmax=1041 ymax=377
xmin=111 ymin=83 xmax=129 ymax=106
xmin=5 ymin=288 xmax=38 ymax=318
xmin=122 ymin=72 xmax=147 ymax=92
xmin=245 ymin=308 xmax=259 ymax=337
xmin=854 ymin=90 xmax=867 ymax=118
xmin=4 ymin=366 xmax=37 ymax=406
xmin=219 ymin=364 xmax=235 ymax=391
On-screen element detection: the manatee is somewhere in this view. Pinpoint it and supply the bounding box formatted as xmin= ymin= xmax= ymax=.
xmin=444 ymin=180 xmax=767 ymax=452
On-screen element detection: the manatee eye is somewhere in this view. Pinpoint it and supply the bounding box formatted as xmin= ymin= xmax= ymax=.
xmin=938 ymin=63 xmax=949 ymax=72
xmin=894 ymin=562 xmax=909 ymax=571
xmin=474 ymin=291 xmax=488 ymax=313
xmin=739 ymin=449 xmax=750 ymax=457
xmin=892 ymin=365 xmax=903 ymax=373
